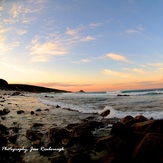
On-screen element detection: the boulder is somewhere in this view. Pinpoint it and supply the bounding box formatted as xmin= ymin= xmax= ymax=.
xmin=48 ymin=128 xmax=70 ymax=145
xmin=131 ymin=120 xmax=154 ymax=133
xmin=100 ymin=109 xmax=110 ymax=118
xmin=17 ymin=110 xmax=25 ymax=114
xmin=134 ymin=115 xmax=148 ymax=122
xmin=67 ymin=153 xmax=91 ymax=163
xmin=145 ymin=119 xmax=163 ymax=134
xmin=132 ymin=133 xmax=163 ymax=163
xmin=26 ymin=130 xmax=43 ymax=141
xmin=31 ymin=123 xmax=44 ymax=128
xmin=110 ymin=122 xmax=132 ymax=138
xmin=0 ymin=124 xmax=8 ymax=135
xmin=36 ymin=109 xmax=42 ymax=112
xmin=71 ymin=127 xmax=94 ymax=146
xmin=0 ymin=108 xmax=10 ymax=115
xmin=120 ymin=115 xmax=134 ymax=124
xmin=86 ymin=121 xmax=104 ymax=131
xmin=51 ymin=155 xmax=67 ymax=163
xmin=30 ymin=111 xmax=35 ymax=115
xmin=96 ymin=135 xmax=114 ymax=151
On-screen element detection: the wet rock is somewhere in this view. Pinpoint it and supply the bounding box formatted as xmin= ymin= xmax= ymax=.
xmin=8 ymin=134 xmax=18 ymax=144
xmin=0 ymin=136 xmax=8 ymax=147
xmin=30 ymin=111 xmax=35 ymax=115
xmin=110 ymin=122 xmax=132 ymax=138
xmin=11 ymin=91 xmax=21 ymax=96
xmin=96 ymin=135 xmax=114 ymax=151
xmin=131 ymin=120 xmax=154 ymax=133
xmin=145 ymin=119 xmax=163 ymax=134
xmin=67 ymin=153 xmax=91 ymax=163
xmin=32 ymin=140 xmax=43 ymax=148
xmin=56 ymin=105 xmax=60 ymax=108
xmin=26 ymin=130 xmax=43 ymax=141
xmin=86 ymin=121 xmax=104 ymax=131
xmin=0 ymin=108 xmax=10 ymax=115
xmin=120 ymin=115 xmax=134 ymax=124
xmin=132 ymin=133 xmax=163 ymax=163
xmin=71 ymin=127 xmax=94 ymax=146
xmin=100 ymin=109 xmax=110 ymax=118
xmin=51 ymin=155 xmax=67 ymax=163
xmin=1 ymin=116 xmax=5 ymax=120
xmin=9 ymin=127 xmax=19 ymax=133
xmin=17 ymin=110 xmax=25 ymax=114
xmin=36 ymin=109 xmax=42 ymax=112
xmin=0 ymin=124 xmax=8 ymax=135
xmin=31 ymin=123 xmax=44 ymax=128
xmin=134 ymin=115 xmax=148 ymax=122
xmin=48 ymin=128 xmax=70 ymax=145
xmin=66 ymin=123 xmax=82 ymax=130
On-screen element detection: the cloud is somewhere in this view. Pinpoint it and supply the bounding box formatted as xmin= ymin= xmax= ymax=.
xmin=106 ymin=52 xmax=130 ymax=62
xmin=34 ymin=82 xmax=93 ymax=88
xmin=66 ymin=26 xmax=96 ymax=43
xmin=15 ymin=29 xmax=27 ymax=35
xmin=0 ymin=26 xmax=20 ymax=54
xmin=0 ymin=6 xmax=3 ymax=11
xmin=72 ymin=58 xmax=91 ymax=64
xmin=3 ymin=1 xmax=45 ymax=25
xmin=103 ymin=69 xmax=132 ymax=78
xmin=124 ymin=67 xmax=145 ymax=74
xmin=125 ymin=25 xmax=144 ymax=34
xmin=89 ymin=22 xmax=102 ymax=27
xmin=66 ymin=27 xmax=80 ymax=36
xmin=148 ymin=63 xmax=163 ymax=67
xmin=28 ymin=36 xmax=69 ymax=62
xmin=82 ymin=36 xmax=96 ymax=41
xmin=132 ymin=68 xmax=145 ymax=74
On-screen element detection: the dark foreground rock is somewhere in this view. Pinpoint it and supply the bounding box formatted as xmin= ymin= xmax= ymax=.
xmin=1 ymin=115 xmax=163 ymax=163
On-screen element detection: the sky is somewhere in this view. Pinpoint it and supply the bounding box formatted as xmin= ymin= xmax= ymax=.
xmin=1 ymin=0 xmax=163 ymax=92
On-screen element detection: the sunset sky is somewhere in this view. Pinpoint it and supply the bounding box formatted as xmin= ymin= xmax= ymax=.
xmin=1 ymin=0 xmax=163 ymax=92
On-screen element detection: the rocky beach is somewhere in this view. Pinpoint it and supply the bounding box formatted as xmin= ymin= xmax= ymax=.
xmin=0 ymin=90 xmax=163 ymax=163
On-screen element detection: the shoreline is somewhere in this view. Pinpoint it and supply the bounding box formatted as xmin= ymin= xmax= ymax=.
xmin=0 ymin=91 xmax=112 ymax=162
xmin=0 ymin=91 xmax=163 ymax=163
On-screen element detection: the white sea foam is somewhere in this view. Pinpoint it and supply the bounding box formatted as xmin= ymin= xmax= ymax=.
xmin=38 ymin=92 xmax=163 ymax=120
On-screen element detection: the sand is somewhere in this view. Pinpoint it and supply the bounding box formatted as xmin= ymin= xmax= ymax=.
xmin=0 ymin=90 xmax=100 ymax=162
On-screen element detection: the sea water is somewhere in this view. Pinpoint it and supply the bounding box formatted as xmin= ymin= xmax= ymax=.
xmin=38 ymin=88 xmax=163 ymax=119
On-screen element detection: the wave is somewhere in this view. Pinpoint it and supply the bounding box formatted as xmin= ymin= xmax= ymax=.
xmin=39 ymin=96 xmax=163 ymax=120
xmin=115 ymin=88 xmax=163 ymax=96
xmin=99 ymin=106 xmax=163 ymax=119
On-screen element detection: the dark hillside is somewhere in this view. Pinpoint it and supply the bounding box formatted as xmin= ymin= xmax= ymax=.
xmin=8 ymin=84 xmax=69 ymax=93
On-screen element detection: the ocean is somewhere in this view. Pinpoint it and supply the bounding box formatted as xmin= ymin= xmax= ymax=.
xmin=38 ymin=88 xmax=163 ymax=120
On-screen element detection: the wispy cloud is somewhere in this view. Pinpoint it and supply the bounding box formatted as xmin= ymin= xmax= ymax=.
xmin=27 ymin=36 xmax=69 ymax=62
xmin=82 ymin=36 xmax=96 ymax=41
xmin=0 ymin=26 xmax=20 ymax=54
xmin=3 ymin=1 xmax=45 ymax=25
xmin=132 ymin=68 xmax=145 ymax=74
xmin=15 ymin=29 xmax=27 ymax=35
xmin=89 ymin=22 xmax=102 ymax=28
xmin=125 ymin=25 xmax=144 ymax=34
xmin=124 ymin=67 xmax=145 ymax=74
xmin=34 ymin=82 xmax=92 ymax=88
xmin=106 ymin=52 xmax=130 ymax=62
xmin=148 ymin=63 xmax=163 ymax=67
xmin=72 ymin=58 xmax=92 ymax=64
xmin=103 ymin=69 xmax=132 ymax=78
xmin=66 ymin=26 xmax=96 ymax=43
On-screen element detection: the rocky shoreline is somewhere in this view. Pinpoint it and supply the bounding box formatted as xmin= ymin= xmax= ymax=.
xmin=0 ymin=92 xmax=163 ymax=163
